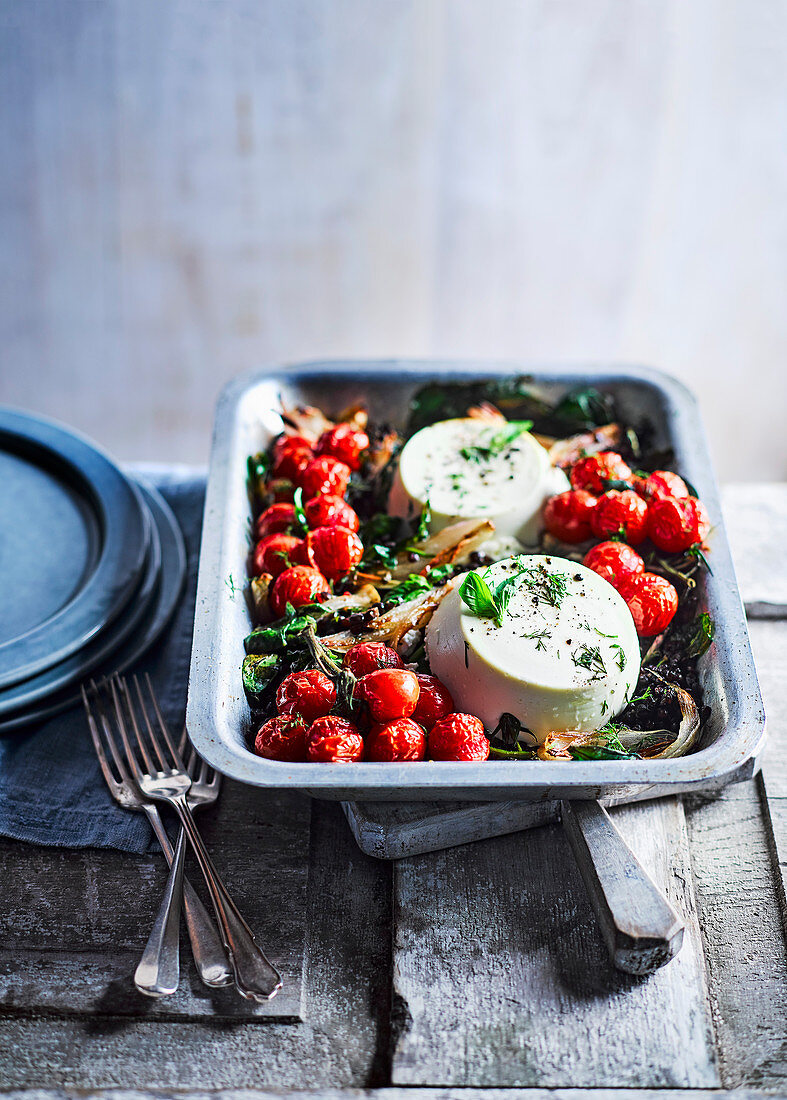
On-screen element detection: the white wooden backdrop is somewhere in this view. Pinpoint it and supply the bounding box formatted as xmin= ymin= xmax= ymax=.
xmin=1 ymin=0 xmax=786 ymax=482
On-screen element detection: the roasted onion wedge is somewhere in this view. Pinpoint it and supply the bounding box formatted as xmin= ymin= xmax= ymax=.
xmin=320 ymin=581 xmax=457 ymax=654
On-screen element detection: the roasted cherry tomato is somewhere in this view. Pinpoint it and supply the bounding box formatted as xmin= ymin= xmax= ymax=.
xmin=269 ymin=565 xmax=330 ymax=619
xmin=271 ymin=436 xmax=313 ymax=481
xmin=582 ymin=541 xmax=645 ymax=590
xmin=315 ymin=424 xmax=370 ymax=472
xmin=252 ymin=533 xmax=308 ymax=578
xmin=590 ymin=490 xmax=648 ymax=544
xmin=543 ymin=490 xmax=597 ymax=543
xmin=343 ymin=641 xmax=404 ymax=678
xmin=357 ymin=668 xmax=420 ymax=724
xmin=276 ymin=668 xmax=337 ymax=722
xmin=306 ymin=525 xmax=364 ymax=581
xmin=306 ymin=716 xmax=365 ymax=762
xmin=254 ymin=713 xmax=308 ymax=762
xmin=694 ymin=498 xmax=711 ymax=543
xmin=304 ymin=494 xmax=360 ymax=533
xmin=366 ymin=718 xmax=427 ymax=762
xmin=638 ymin=470 xmax=690 ymax=502
xmin=255 ymin=502 xmax=298 ymax=540
xmin=647 ymin=496 xmax=706 ymax=553
xmin=298 ymin=455 xmax=352 ymax=499
xmin=428 ymin=713 xmax=490 ymax=761
xmin=570 ymin=451 xmax=632 ymax=494
xmin=412 ymin=674 xmax=454 ymax=731
xmin=264 ymin=478 xmax=296 ymax=503
xmin=621 ymin=572 xmax=679 ymax=636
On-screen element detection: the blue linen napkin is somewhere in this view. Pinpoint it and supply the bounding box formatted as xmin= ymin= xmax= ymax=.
xmin=0 ymin=465 xmax=206 ymax=854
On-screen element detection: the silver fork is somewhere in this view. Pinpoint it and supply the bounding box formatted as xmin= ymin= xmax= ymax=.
xmin=111 ymin=673 xmax=282 ymax=1002
xmin=82 ymin=681 xmax=233 ymax=995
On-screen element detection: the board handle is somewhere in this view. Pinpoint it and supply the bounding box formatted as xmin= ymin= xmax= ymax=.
xmin=560 ymin=800 xmax=685 ymax=975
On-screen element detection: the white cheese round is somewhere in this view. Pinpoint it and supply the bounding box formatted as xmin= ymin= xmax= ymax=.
xmin=388 ymin=418 xmax=569 ymax=546
xmin=425 ymin=554 xmax=641 ymax=743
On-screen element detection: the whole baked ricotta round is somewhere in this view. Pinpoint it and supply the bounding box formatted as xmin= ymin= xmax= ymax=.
xmin=426 ymin=555 xmax=641 ymax=743
xmin=388 ymin=418 xmax=569 ymax=545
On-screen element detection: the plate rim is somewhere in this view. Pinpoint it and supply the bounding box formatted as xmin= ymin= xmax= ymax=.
xmin=0 ymin=408 xmax=149 ymax=689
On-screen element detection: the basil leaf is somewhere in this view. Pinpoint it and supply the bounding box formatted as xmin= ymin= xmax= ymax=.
xmin=459 ymin=572 xmax=498 ymax=618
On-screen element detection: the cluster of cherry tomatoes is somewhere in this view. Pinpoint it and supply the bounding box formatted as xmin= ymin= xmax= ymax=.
xmin=251 ymin=426 xmax=370 ymax=618
xmin=543 ymin=451 xmax=710 ymax=637
xmin=253 ymin=640 xmax=490 ymax=763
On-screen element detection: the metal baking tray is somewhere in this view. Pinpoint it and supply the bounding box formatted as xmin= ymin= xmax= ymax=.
xmin=186 ymin=361 xmax=766 ymax=802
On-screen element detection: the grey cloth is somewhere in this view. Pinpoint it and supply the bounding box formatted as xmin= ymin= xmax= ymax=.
xmin=0 ymin=467 xmax=206 ymax=854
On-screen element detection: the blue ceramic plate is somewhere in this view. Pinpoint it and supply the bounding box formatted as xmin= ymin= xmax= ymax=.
xmin=0 ymin=409 xmax=150 ymax=689
xmin=0 ymin=481 xmax=186 ymax=730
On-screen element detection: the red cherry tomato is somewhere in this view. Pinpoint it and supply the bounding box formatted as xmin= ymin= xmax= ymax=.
xmin=412 ymin=674 xmax=454 ymax=731
xmin=366 ymin=718 xmax=427 ymax=762
xmin=343 ymin=642 xmax=404 ymax=678
xmin=621 ymin=572 xmax=679 ymax=636
xmin=570 ymin=452 xmax=633 ymax=494
xmin=269 ymin=566 xmax=330 ymax=619
xmin=582 ymin=541 xmax=645 ymax=590
xmin=304 ymin=494 xmax=360 ymax=533
xmin=298 ymin=455 xmax=352 ymax=499
xmin=271 ymin=437 xmax=313 ymax=481
xmin=428 ymin=713 xmax=490 ymax=761
xmin=315 ymin=424 xmax=370 ymax=472
xmin=254 ymin=713 xmax=308 ymax=762
xmin=647 ymin=496 xmax=705 ymax=553
xmin=252 ymin=534 xmax=308 ymax=578
xmin=265 ymin=478 xmax=296 ymax=503
xmin=276 ymin=668 xmax=337 ymax=722
xmin=543 ymin=490 xmax=597 ymax=543
xmin=590 ymin=490 xmax=649 ymax=544
xmin=255 ymin=502 xmax=298 ymax=540
xmin=306 ymin=525 xmax=364 ymax=581
xmin=307 ymin=716 xmax=364 ymax=762
xmin=639 ymin=470 xmax=690 ymax=502
xmin=694 ymin=498 xmax=711 ymax=543
xmin=357 ymin=668 xmax=420 ymax=724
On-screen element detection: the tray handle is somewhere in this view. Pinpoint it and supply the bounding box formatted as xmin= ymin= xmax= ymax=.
xmin=560 ymin=799 xmax=685 ymax=975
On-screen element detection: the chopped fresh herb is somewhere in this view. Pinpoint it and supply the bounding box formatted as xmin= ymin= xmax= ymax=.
xmin=225 ymin=574 xmax=239 ymax=598
xmin=522 ymin=627 xmax=551 ymax=652
xmin=460 ymin=420 xmax=534 ymax=464
xmin=572 ymin=643 xmax=607 ymax=679
xmin=626 ymin=685 xmax=653 ymax=706
xmin=686 ymin=612 xmax=715 ymax=658
xmin=610 ymin=643 xmax=627 ymax=671
xmin=415 ymin=500 xmax=432 ymax=541
xmin=514 ymin=563 xmax=570 ymax=608
xmin=687 ymin=542 xmax=713 ymax=574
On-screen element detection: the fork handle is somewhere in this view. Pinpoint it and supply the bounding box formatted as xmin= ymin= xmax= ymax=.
xmin=171 ymin=794 xmax=282 ymax=1002
xmin=134 ymin=827 xmax=185 ymax=996
xmin=143 ymin=806 xmax=233 ymax=988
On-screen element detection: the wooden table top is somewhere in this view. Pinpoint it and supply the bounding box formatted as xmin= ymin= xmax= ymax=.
xmin=1 ymin=485 xmax=785 ymax=1096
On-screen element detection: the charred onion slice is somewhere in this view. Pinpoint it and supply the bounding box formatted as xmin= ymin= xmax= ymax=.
xmin=320 ymin=580 xmax=458 ymax=654
xmin=547 ymin=423 xmax=626 ymax=469
xmin=388 ymin=518 xmax=496 ymax=581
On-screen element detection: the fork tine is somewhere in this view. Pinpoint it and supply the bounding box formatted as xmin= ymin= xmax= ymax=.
xmin=111 ymin=675 xmax=148 ymax=783
xmin=132 ymin=675 xmax=170 ymax=772
xmin=141 ymin=672 xmax=187 ymax=772
xmin=89 ymin=678 xmax=135 ymax=788
xmin=82 ymin=683 xmax=121 ymax=794
xmin=198 ymin=758 xmax=209 ymax=786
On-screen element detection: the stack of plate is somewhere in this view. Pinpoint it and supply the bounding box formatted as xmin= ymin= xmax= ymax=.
xmin=0 ymin=408 xmax=187 ymax=732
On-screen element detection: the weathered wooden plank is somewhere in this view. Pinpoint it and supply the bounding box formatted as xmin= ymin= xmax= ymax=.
xmin=0 ymin=1090 xmax=771 ymax=1100
xmin=392 ymin=797 xmax=717 ymax=1088
xmin=0 ymin=802 xmax=392 ymax=1089
xmin=0 ymin=783 xmax=309 ymax=1020
xmin=685 ymin=777 xmax=787 ymax=1090
xmin=722 ymin=485 xmax=787 ymax=617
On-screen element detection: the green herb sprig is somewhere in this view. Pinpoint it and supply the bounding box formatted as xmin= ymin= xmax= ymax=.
xmin=460 ymin=420 xmax=534 ymax=464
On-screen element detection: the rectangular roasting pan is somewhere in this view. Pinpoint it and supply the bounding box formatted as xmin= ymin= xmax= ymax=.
xmin=186 ymin=361 xmax=766 ymax=803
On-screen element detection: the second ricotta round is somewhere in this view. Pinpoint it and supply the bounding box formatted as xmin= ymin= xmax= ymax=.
xmin=388 ymin=417 xmax=569 ymax=546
